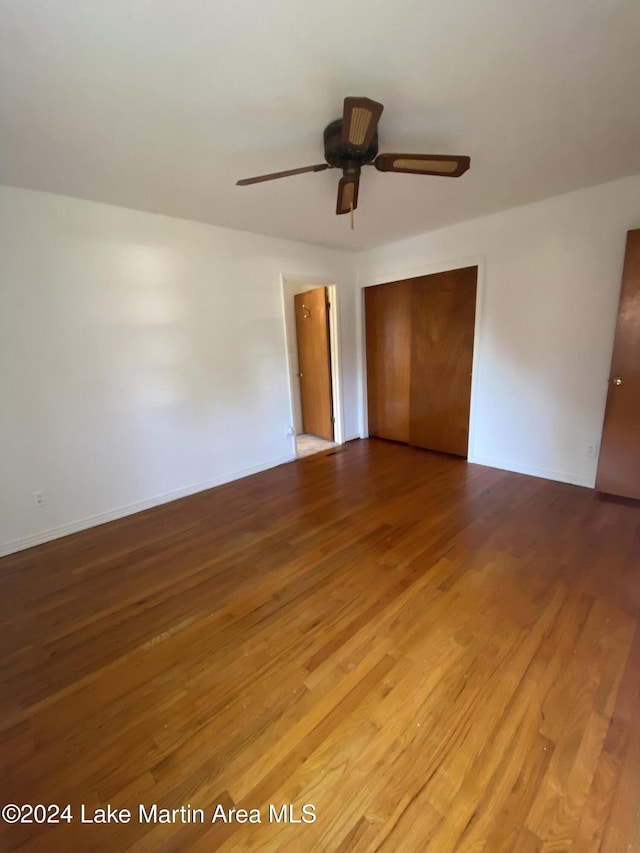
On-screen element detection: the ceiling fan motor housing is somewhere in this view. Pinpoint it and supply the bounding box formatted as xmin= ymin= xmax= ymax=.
xmin=323 ymin=119 xmax=379 ymax=169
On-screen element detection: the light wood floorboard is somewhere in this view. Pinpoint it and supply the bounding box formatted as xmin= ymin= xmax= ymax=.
xmin=1 ymin=438 xmax=639 ymax=851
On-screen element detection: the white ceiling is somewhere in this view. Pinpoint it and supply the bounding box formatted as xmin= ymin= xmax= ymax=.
xmin=1 ymin=0 xmax=639 ymax=251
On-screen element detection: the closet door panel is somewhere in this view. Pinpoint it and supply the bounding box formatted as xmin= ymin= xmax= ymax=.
xmin=365 ymin=281 xmax=412 ymax=442
xmin=409 ymin=267 xmax=477 ymax=457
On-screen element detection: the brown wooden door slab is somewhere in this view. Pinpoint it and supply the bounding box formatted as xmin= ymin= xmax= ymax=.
xmin=294 ymin=286 xmax=333 ymax=441
xmin=596 ymin=229 xmax=640 ymax=499
xmin=365 ymin=280 xmax=412 ymax=442
xmin=409 ymin=267 xmax=477 ymax=457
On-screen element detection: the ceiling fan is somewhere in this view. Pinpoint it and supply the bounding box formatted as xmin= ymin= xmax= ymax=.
xmin=236 ymin=97 xmax=470 ymax=221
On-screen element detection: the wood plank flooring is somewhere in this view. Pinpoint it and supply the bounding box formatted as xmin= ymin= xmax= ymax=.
xmin=1 ymin=438 xmax=639 ymax=852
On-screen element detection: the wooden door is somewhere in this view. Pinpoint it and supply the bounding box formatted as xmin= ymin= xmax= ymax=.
xmin=596 ymin=229 xmax=640 ymax=499
xmin=364 ymin=267 xmax=477 ymax=457
xmin=409 ymin=267 xmax=477 ymax=457
xmin=365 ymin=280 xmax=412 ymax=442
xmin=294 ymin=286 xmax=334 ymax=441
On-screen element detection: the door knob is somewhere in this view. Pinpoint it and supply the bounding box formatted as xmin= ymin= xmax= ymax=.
xmin=613 ymin=377 xmax=623 ymax=386
xmin=297 ymin=372 xmax=303 ymax=378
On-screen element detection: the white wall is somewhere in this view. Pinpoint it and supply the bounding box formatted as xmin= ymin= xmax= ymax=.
xmin=0 ymin=186 xmax=357 ymax=555
xmin=357 ymin=175 xmax=640 ymax=488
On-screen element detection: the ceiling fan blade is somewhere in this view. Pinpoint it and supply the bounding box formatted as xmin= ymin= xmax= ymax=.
xmin=341 ymin=97 xmax=384 ymax=151
xmin=236 ymin=163 xmax=329 ymax=186
xmin=375 ymin=153 xmax=470 ymax=177
xmin=336 ymin=176 xmax=359 ymax=215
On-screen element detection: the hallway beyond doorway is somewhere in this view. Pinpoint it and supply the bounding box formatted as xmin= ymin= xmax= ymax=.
xmin=296 ymin=434 xmax=337 ymax=458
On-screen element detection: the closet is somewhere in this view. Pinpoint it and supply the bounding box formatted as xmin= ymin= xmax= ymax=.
xmin=365 ymin=266 xmax=477 ymax=458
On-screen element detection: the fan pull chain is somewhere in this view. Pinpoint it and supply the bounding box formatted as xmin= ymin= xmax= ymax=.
xmin=350 ymin=202 xmax=355 ymax=230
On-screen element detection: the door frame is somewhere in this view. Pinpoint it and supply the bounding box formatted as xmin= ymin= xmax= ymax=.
xmin=359 ymin=255 xmax=485 ymax=463
xmin=281 ymin=274 xmax=345 ymax=456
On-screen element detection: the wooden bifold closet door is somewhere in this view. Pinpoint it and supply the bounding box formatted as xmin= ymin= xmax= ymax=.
xmin=365 ymin=267 xmax=477 ymax=458
xmin=364 ymin=279 xmax=412 ymax=443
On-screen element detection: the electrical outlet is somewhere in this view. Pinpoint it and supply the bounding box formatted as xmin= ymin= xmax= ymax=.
xmin=33 ymin=490 xmax=46 ymax=507
xmin=585 ymin=443 xmax=599 ymax=458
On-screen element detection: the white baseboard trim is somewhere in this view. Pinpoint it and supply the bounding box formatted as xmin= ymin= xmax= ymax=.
xmin=469 ymin=454 xmax=595 ymax=489
xmin=0 ymin=453 xmax=296 ymax=558
xmin=2 ymin=450 xmax=595 ymax=558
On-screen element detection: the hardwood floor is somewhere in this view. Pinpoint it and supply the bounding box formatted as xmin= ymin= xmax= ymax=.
xmin=1 ymin=438 xmax=639 ymax=852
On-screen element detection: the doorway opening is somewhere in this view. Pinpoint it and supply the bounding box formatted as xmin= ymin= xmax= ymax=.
xmin=296 ymin=433 xmax=336 ymax=458
xmin=282 ymin=277 xmax=343 ymax=460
